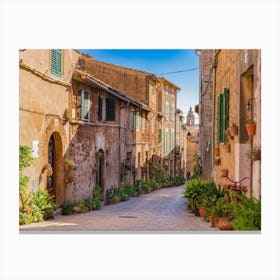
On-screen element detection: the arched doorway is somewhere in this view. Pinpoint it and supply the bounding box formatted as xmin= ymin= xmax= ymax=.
xmin=47 ymin=132 xmax=64 ymax=206
xmin=96 ymin=149 xmax=105 ymax=198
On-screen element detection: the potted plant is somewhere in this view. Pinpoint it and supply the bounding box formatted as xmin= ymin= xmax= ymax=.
xmin=252 ymin=144 xmax=261 ymax=161
xmin=214 ymin=147 xmax=220 ymax=157
xmin=214 ymin=157 xmax=221 ymax=166
xmin=245 ymin=144 xmax=261 ymax=162
xmin=215 ymin=197 xmax=234 ymax=230
xmin=221 ymin=142 xmax=230 ymax=153
xmin=229 ymin=123 xmax=238 ymax=136
xmin=64 ymin=159 xmax=75 ymax=172
xmin=245 ymin=120 xmax=256 ymax=136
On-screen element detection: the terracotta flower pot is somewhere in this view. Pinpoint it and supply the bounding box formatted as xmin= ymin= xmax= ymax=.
xmin=214 ymin=148 xmax=220 ymax=157
xmin=246 ymin=123 xmax=256 ymax=136
xmin=209 ymin=215 xmax=217 ymax=227
xmin=229 ymin=125 xmax=238 ymax=136
xmin=198 ymin=206 xmax=205 ymax=218
xmin=222 ymin=143 xmax=230 ymax=153
xmin=216 ymin=217 xmax=233 ymax=230
xmin=214 ymin=158 xmax=220 ymax=166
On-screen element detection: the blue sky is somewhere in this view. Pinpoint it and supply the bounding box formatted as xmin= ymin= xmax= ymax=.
xmin=79 ymin=49 xmax=199 ymax=121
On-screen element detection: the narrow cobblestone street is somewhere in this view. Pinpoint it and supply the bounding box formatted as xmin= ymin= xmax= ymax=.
xmin=20 ymin=185 xmax=215 ymax=232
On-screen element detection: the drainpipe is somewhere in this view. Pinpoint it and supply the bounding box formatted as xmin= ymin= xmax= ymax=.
xmin=173 ymin=91 xmax=177 ymax=177
xmin=212 ymin=50 xmax=217 ymax=167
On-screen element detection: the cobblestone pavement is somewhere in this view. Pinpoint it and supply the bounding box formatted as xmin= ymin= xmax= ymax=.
xmin=20 ymin=185 xmax=215 ymax=232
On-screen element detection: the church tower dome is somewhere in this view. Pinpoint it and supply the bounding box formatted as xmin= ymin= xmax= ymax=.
xmin=186 ymin=106 xmax=195 ymax=126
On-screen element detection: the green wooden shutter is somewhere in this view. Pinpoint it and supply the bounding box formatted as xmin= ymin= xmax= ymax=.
xmin=219 ymin=94 xmax=224 ymax=143
xmin=50 ymin=49 xmax=62 ymax=75
xmin=158 ymin=129 xmax=162 ymax=143
xmin=224 ymin=88 xmax=229 ymax=134
xmin=217 ymin=95 xmax=221 ymax=143
xmin=106 ymin=98 xmax=115 ymax=121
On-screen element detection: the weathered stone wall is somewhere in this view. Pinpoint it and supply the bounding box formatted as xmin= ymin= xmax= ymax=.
xmin=19 ymin=49 xmax=80 ymax=206
xmin=66 ymin=80 xmax=137 ymax=201
xmin=199 ymin=50 xmax=214 ymax=180
xmin=79 ymin=55 xmax=149 ymax=104
xmin=213 ymin=50 xmax=261 ymax=199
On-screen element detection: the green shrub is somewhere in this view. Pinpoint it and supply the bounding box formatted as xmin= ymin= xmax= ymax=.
xmin=92 ymin=185 xmax=102 ymax=201
xmin=124 ymin=183 xmax=135 ymax=197
xmin=121 ymin=193 xmax=129 ymax=201
xmin=83 ymin=197 xmax=95 ymax=211
xmin=229 ymin=194 xmax=261 ymax=230
xmin=93 ymin=199 xmax=103 ymax=210
xmin=135 ymin=179 xmax=143 ymax=195
xmin=19 ymin=212 xmax=33 ymax=225
xmin=61 ymin=201 xmax=75 ymax=215
xmin=75 ymin=200 xmax=90 ymax=213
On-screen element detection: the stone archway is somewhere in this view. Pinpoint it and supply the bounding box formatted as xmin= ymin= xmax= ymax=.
xmin=47 ymin=132 xmax=65 ymax=206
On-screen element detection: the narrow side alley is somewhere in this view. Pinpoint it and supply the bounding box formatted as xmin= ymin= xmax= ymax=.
xmin=20 ymin=185 xmax=214 ymax=232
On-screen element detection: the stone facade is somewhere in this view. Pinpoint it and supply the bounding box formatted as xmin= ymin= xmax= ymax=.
xmin=197 ymin=50 xmax=215 ymax=180
xmin=185 ymin=107 xmax=199 ymax=176
xmin=19 ymin=49 xmax=187 ymax=207
xmin=199 ymin=49 xmax=261 ymax=199
xmin=19 ymin=49 xmax=80 ymax=206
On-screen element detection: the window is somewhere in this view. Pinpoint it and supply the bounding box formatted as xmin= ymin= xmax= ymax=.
xmin=142 ymin=112 xmax=145 ymax=131
xmin=151 ymin=115 xmax=155 ymax=133
xmin=80 ymin=90 xmax=90 ymax=121
xmin=165 ymin=129 xmax=169 ymax=156
xmin=98 ymin=95 xmax=103 ymax=121
xmin=106 ymin=98 xmax=115 ymax=121
xmin=217 ymin=88 xmax=229 ymax=143
xmin=171 ymin=103 xmax=175 ymax=121
xmin=158 ymin=129 xmax=162 ymax=143
xmin=136 ymin=111 xmax=140 ymax=130
xmin=165 ymin=101 xmax=169 ymax=120
xmin=171 ymin=129 xmax=175 ymax=150
xmin=50 ymin=49 xmax=62 ymax=75
xmin=130 ymin=110 xmax=135 ymax=129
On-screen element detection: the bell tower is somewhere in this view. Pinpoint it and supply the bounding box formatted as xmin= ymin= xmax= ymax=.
xmin=186 ymin=106 xmax=195 ymax=126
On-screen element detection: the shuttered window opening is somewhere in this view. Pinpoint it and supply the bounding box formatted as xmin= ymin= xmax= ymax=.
xmin=50 ymin=49 xmax=62 ymax=75
xmin=142 ymin=113 xmax=145 ymax=131
xmin=130 ymin=110 xmax=135 ymax=129
xmin=217 ymin=88 xmax=229 ymax=143
xmin=136 ymin=111 xmax=140 ymax=130
xmin=151 ymin=115 xmax=155 ymax=133
xmin=158 ymin=129 xmax=162 ymax=143
xmin=98 ymin=95 xmax=103 ymax=121
xmin=165 ymin=130 xmax=169 ymax=156
xmin=165 ymin=101 xmax=169 ymax=120
xmin=171 ymin=129 xmax=175 ymax=150
xmin=171 ymin=103 xmax=175 ymax=121
xmin=80 ymin=90 xmax=90 ymax=121
xmin=106 ymin=98 xmax=116 ymax=121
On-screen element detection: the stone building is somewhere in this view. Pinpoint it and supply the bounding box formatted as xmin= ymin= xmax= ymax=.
xmin=196 ymin=50 xmax=215 ymax=180
xmin=185 ymin=107 xmax=199 ymax=176
xmin=19 ymin=49 xmax=185 ymax=207
xmin=157 ymin=77 xmax=180 ymax=177
xmin=77 ymin=54 xmax=181 ymax=180
xmin=19 ymin=49 xmax=80 ymax=206
xmin=198 ymin=49 xmax=261 ymax=199
xmin=66 ymin=69 xmax=141 ymax=201
xmin=174 ymin=109 xmax=187 ymax=177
